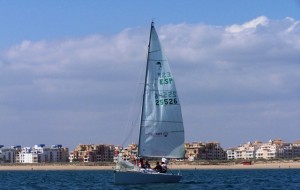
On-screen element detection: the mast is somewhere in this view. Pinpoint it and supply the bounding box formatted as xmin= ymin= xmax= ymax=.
xmin=137 ymin=22 xmax=154 ymax=157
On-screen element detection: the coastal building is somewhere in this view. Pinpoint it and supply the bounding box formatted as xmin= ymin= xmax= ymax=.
xmin=227 ymin=139 xmax=300 ymax=160
xmin=270 ymin=140 xmax=300 ymax=159
xmin=17 ymin=144 xmax=69 ymax=163
xmin=0 ymin=145 xmax=4 ymax=163
xmin=200 ymin=142 xmax=226 ymax=160
xmin=256 ymin=140 xmax=279 ymax=159
xmin=0 ymin=146 xmax=21 ymax=163
xmin=113 ymin=145 xmax=123 ymax=162
xmin=185 ymin=142 xmax=205 ymax=161
xmin=112 ymin=144 xmax=138 ymax=162
xmin=255 ymin=146 xmax=271 ymax=159
xmin=226 ymin=148 xmax=236 ymax=160
xmin=119 ymin=144 xmax=138 ymax=161
xmin=34 ymin=144 xmax=69 ymax=162
xmin=69 ymin=144 xmax=114 ymax=162
xmin=185 ymin=142 xmax=226 ymax=161
xmin=226 ymin=140 xmax=274 ymax=160
xmin=18 ymin=147 xmax=38 ymax=163
xmin=282 ymin=141 xmax=300 ymax=158
xmin=230 ymin=141 xmax=261 ymax=160
xmin=292 ymin=141 xmax=300 ymax=158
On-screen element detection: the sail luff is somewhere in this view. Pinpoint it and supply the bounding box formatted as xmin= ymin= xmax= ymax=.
xmin=137 ymin=22 xmax=154 ymax=157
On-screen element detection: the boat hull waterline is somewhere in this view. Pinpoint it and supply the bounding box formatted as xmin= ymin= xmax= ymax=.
xmin=114 ymin=171 xmax=182 ymax=184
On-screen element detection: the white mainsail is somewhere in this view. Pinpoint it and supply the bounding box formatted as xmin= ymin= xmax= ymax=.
xmin=114 ymin=22 xmax=184 ymax=184
xmin=138 ymin=22 xmax=185 ymax=158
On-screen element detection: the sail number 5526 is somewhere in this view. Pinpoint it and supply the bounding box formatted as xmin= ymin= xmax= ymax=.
xmin=155 ymin=98 xmax=178 ymax=106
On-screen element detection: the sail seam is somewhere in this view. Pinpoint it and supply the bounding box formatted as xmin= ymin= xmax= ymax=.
xmin=149 ymin=50 xmax=161 ymax=53
xmin=141 ymin=120 xmax=183 ymax=123
xmin=169 ymin=130 xmax=184 ymax=133
xmin=148 ymin=59 xmax=168 ymax=61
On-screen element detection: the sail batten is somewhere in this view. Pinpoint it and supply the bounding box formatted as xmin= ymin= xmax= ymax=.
xmin=138 ymin=23 xmax=185 ymax=159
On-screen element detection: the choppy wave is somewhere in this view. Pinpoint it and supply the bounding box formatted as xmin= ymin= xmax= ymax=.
xmin=0 ymin=169 xmax=299 ymax=189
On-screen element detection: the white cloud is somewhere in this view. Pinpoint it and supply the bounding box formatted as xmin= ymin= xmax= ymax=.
xmin=225 ymin=16 xmax=269 ymax=33
xmin=0 ymin=16 xmax=299 ymax=148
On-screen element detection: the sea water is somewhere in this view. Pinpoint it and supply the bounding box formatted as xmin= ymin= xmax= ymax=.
xmin=0 ymin=169 xmax=299 ymax=189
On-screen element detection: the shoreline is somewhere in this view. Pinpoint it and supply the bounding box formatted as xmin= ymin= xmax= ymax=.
xmin=1 ymin=161 xmax=300 ymax=171
xmin=169 ymin=162 xmax=300 ymax=170
xmin=0 ymin=165 xmax=114 ymax=171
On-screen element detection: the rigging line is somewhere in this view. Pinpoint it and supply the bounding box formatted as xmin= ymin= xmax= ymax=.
xmin=121 ymin=59 xmax=145 ymax=147
xmin=121 ymin=83 xmax=142 ymax=147
xmin=121 ymin=89 xmax=143 ymax=146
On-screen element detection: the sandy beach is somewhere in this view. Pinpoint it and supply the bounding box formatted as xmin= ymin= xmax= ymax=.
xmin=0 ymin=164 xmax=114 ymax=171
xmin=1 ymin=161 xmax=300 ymax=171
xmin=169 ymin=161 xmax=300 ymax=170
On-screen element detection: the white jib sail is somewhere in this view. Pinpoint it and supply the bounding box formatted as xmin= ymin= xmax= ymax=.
xmin=138 ymin=23 xmax=185 ymax=158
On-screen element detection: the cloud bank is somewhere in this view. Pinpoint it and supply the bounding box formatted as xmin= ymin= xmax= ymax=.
xmin=0 ymin=16 xmax=299 ymax=148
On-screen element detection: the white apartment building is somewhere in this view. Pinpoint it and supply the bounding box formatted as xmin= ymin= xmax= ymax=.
xmin=234 ymin=148 xmax=243 ymax=159
xmin=226 ymin=148 xmax=236 ymax=160
xmin=18 ymin=144 xmax=69 ymax=163
xmin=34 ymin=144 xmax=68 ymax=162
xmin=227 ymin=142 xmax=259 ymax=160
xmin=18 ymin=147 xmax=38 ymax=163
xmin=255 ymin=144 xmax=277 ymax=159
xmin=245 ymin=147 xmax=256 ymax=159
xmin=227 ymin=140 xmax=300 ymax=160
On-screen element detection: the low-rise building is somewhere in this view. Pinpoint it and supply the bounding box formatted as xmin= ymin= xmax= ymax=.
xmin=226 ymin=148 xmax=236 ymax=160
xmin=69 ymin=144 xmax=114 ymax=163
xmin=17 ymin=144 xmax=69 ymax=163
xmin=227 ymin=139 xmax=300 ymax=160
xmin=185 ymin=142 xmax=226 ymax=161
xmin=119 ymin=144 xmax=138 ymax=161
xmin=185 ymin=142 xmax=205 ymax=161
xmin=230 ymin=141 xmax=261 ymax=160
xmin=1 ymin=146 xmax=21 ymax=163
xmin=18 ymin=147 xmax=38 ymax=163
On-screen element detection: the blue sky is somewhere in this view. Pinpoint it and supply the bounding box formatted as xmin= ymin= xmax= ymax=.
xmin=0 ymin=0 xmax=299 ymax=149
xmin=1 ymin=0 xmax=299 ymax=49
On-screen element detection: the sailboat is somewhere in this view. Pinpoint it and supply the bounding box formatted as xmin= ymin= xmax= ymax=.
xmin=114 ymin=22 xmax=185 ymax=184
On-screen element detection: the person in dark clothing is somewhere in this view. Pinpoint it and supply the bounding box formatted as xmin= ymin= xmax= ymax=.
xmin=144 ymin=160 xmax=151 ymax=169
xmin=153 ymin=161 xmax=162 ymax=172
xmin=139 ymin=158 xmax=145 ymax=168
